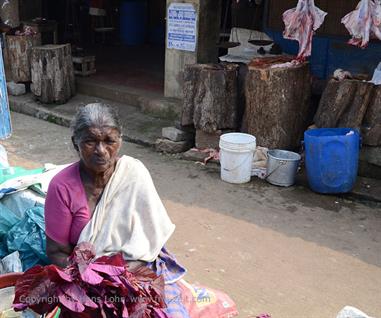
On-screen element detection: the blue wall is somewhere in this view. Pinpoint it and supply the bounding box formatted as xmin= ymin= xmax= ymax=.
xmin=265 ymin=30 xmax=381 ymax=79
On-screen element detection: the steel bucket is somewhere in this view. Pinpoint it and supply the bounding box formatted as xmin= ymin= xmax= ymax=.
xmin=266 ymin=150 xmax=301 ymax=187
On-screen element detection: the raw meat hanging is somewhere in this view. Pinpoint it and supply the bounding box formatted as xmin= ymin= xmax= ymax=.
xmin=341 ymin=0 xmax=381 ymax=48
xmin=283 ymin=0 xmax=327 ymax=61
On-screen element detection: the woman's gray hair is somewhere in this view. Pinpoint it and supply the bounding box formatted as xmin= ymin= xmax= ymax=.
xmin=71 ymin=103 xmax=122 ymax=144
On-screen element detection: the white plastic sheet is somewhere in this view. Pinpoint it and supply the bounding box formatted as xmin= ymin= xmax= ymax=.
xmin=219 ymin=28 xmax=274 ymax=64
xmin=0 ymin=251 xmax=22 ymax=274
xmin=0 ymin=145 xmax=9 ymax=169
xmin=336 ymin=306 xmax=374 ymax=318
xmin=370 ymin=62 xmax=381 ymax=84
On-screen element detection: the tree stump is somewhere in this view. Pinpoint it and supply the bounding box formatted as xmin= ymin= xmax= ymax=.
xmin=362 ymin=85 xmax=381 ymax=146
xmin=0 ymin=0 xmax=19 ymax=28
xmin=3 ymin=43 xmax=13 ymax=82
xmin=314 ymin=79 xmax=373 ymax=128
xmin=6 ymin=34 xmax=41 ymax=82
xmin=31 ymin=44 xmax=76 ymax=104
xmin=243 ymin=57 xmax=311 ymax=150
xmin=181 ymin=63 xmax=239 ymax=133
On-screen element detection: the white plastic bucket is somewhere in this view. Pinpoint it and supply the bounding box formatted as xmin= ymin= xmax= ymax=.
xmin=219 ymin=133 xmax=256 ymax=184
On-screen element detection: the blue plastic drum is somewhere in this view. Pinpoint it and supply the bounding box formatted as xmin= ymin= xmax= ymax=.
xmin=304 ymin=128 xmax=360 ymax=194
xmin=120 ymin=0 xmax=148 ymax=46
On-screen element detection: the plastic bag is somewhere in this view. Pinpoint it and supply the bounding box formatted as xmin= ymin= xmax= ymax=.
xmin=1 ymin=251 xmax=22 ymax=273
xmin=6 ymin=206 xmax=49 ymax=271
xmin=0 ymin=166 xmax=45 ymax=188
xmin=252 ymin=146 xmax=268 ymax=179
xmin=1 ymin=189 xmax=44 ymax=219
xmin=0 ymin=202 xmax=20 ymax=237
xmin=179 ymin=280 xmax=239 ymax=318
xmin=336 ymin=306 xmax=374 ymax=318
xmin=370 ymin=62 xmax=381 ymax=85
xmin=0 ymin=145 xmax=9 ymax=169
xmin=0 ymin=145 xmax=14 ymax=181
xmin=0 ymin=164 xmax=68 ymax=198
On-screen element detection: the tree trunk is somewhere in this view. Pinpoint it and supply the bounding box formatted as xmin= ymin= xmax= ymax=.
xmin=3 ymin=43 xmax=13 ymax=82
xmin=31 ymin=44 xmax=76 ymax=104
xmin=181 ymin=63 xmax=239 ymax=133
xmin=362 ymin=85 xmax=381 ymax=146
xmin=338 ymin=81 xmax=373 ymax=128
xmin=243 ymin=58 xmax=311 ymax=150
xmin=314 ymin=79 xmax=356 ymax=128
xmin=314 ymin=79 xmax=373 ymax=129
xmin=6 ymin=34 xmax=41 ymax=82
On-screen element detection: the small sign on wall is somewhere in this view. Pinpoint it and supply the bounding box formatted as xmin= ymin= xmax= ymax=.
xmin=167 ymin=3 xmax=197 ymax=52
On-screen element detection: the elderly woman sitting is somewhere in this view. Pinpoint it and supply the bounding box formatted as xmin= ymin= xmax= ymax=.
xmin=45 ymin=103 xmax=237 ymax=318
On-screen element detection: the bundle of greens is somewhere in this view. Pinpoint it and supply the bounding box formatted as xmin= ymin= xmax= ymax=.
xmin=13 ymin=242 xmax=169 ymax=318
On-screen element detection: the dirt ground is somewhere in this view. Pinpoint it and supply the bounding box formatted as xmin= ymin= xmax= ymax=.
xmin=2 ymin=112 xmax=381 ymax=318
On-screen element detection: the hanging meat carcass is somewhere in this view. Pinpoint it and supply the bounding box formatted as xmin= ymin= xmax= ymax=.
xmin=283 ymin=0 xmax=327 ymax=61
xmin=342 ymin=0 xmax=381 ymax=48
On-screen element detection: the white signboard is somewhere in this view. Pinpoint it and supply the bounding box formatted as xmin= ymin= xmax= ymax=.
xmin=167 ymin=3 xmax=197 ymax=52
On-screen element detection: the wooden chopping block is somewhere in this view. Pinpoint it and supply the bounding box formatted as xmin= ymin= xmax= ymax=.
xmin=314 ymin=78 xmax=373 ymax=129
xmin=182 ymin=63 xmax=239 ymax=133
xmin=243 ymin=56 xmax=311 ymax=150
xmin=31 ymin=44 xmax=76 ymax=104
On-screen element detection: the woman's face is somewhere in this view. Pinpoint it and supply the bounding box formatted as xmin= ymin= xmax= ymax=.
xmin=76 ymin=126 xmax=122 ymax=173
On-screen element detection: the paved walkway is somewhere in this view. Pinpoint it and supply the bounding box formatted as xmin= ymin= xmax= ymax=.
xmin=8 ymin=93 xmax=381 ymax=204
xmin=9 ymin=93 xmax=173 ymax=147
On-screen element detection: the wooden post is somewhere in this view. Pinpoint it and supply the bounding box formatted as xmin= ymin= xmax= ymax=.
xmin=31 ymin=44 xmax=76 ymax=104
xmin=181 ymin=63 xmax=239 ymax=133
xmin=243 ymin=57 xmax=311 ymax=150
xmin=5 ymin=34 xmax=41 ymax=82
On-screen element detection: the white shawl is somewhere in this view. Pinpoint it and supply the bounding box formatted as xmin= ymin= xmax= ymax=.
xmin=78 ymin=156 xmax=175 ymax=262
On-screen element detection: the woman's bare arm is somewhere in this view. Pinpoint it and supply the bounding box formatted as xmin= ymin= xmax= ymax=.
xmin=46 ymin=236 xmax=73 ymax=268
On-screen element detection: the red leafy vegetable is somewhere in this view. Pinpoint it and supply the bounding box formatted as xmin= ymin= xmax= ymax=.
xmin=13 ymin=242 xmax=169 ymax=318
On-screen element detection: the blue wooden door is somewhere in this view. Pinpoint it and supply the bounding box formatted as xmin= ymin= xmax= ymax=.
xmin=0 ymin=45 xmax=11 ymax=140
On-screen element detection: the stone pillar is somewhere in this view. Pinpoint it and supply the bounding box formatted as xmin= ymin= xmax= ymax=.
xmin=164 ymin=0 xmax=221 ymax=99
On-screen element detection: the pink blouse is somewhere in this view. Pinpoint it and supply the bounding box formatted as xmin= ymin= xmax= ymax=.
xmin=45 ymin=162 xmax=91 ymax=246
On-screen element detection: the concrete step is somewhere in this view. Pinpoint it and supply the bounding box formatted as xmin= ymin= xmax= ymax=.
xmin=8 ymin=93 xmax=174 ymax=147
xmin=76 ymin=77 xmax=182 ymax=121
